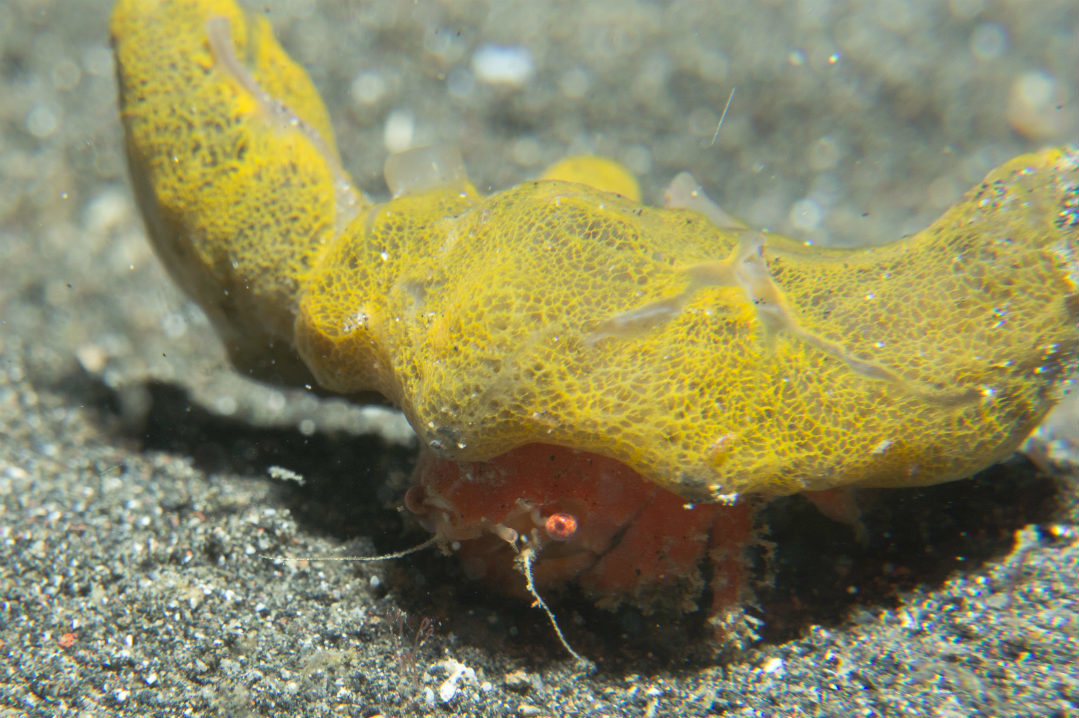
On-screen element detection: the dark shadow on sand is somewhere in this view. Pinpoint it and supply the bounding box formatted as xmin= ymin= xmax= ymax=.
xmin=51 ymin=365 xmax=1067 ymax=672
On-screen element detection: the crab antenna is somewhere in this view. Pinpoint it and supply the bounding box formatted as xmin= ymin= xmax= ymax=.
xmin=517 ymin=545 xmax=593 ymax=668
xmin=260 ymin=535 xmax=439 ymax=563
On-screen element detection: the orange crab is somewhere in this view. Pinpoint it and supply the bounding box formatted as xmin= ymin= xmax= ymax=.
xmin=409 ymin=444 xmax=752 ymax=610
xmin=404 ymin=444 xmax=755 ymax=660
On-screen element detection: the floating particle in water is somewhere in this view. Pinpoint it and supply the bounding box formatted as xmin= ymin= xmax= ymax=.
xmin=471 ymin=44 xmax=534 ymax=87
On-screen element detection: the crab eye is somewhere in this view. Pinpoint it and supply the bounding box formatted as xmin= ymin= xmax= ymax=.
xmin=403 ymin=485 xmax=428 ymax=515
xmin=544 ymin=512 xmax=578 ymax=541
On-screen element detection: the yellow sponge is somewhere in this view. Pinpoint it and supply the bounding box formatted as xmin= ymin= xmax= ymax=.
xmin=113 ymin=0 xmax=1079 ymax=502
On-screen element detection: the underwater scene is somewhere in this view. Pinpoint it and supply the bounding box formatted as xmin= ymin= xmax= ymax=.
xmin=1 ymin=0 xmax=1077 ymax=715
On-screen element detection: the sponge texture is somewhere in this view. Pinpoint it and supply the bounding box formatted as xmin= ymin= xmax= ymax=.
xmin=298 ymin=151 xmax=1079 ymax=500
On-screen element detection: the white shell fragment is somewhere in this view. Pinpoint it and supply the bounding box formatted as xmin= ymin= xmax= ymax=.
xmin=471 ymin=43 xmax=535 ymax=87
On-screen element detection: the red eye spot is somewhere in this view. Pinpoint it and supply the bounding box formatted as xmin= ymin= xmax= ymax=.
xmin=544 ymin=512 xmax=578 ymax=541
